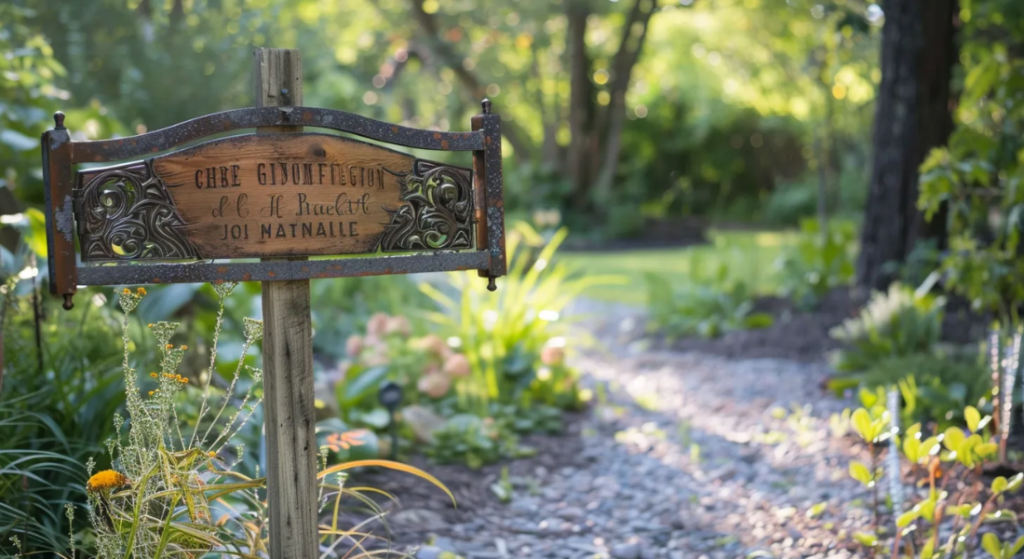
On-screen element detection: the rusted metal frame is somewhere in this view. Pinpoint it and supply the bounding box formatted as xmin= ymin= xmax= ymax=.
xmin=68 ymin=107 xmax=485 ymax=164
xmin=75 ymin=251 xmax=489 ymax=286
xmin=472 ymin=100 xmax=507 ymax=288
xmin=41 ymin=113 xmax=78 ymax=309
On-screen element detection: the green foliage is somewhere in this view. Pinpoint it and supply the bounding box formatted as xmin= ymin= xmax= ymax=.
xmin=762 ymin=164 xmax=870 ymax=226
xmin=829 ymin=282 xmax=945 ymax=372
xmin=424 ymin=223 xmax=604 ymax=413
xmin=644 ymin=268 xmax=773 ymax=339
xmin=846 ymin=400 xmax=1021 ymax=558
xmin=425 ymin=414 xmax=520 ymax=470
xmin=917 ymin=0 xmax=1024 ymax=325
xmin=774 ymin=218 xmax=856 ymax=309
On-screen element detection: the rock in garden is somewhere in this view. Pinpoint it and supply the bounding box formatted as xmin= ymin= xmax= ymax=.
xmin=610 ymin=542 xmax=643 ymax=559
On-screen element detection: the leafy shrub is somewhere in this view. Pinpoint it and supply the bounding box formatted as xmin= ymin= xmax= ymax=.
xmin=774 ymin=218 xmax=856 ymax=309
xmin=424 ymin=223 xmax=603 ymax=414
xmin=830 ymin=353 xmax=989 ymax=430
xmin=644 ymin=267 xmax=773 ymax=339
xmin=846 ymin=399 xmax=1024 ymax=557
xmin=829 ymin=282 xmax=945 ymax=372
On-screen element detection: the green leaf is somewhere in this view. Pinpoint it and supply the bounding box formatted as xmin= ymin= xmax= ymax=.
xmin=981 ymin=532 xmax=1002 ymax=559
xmin=342 ymin=365 xmax=389 ymax=406
xmin=992 ymin=476 xmax=1008 ymax=495
xmin=852 ymin=408 xmax=872 ymax=441
xmin=1010 ymin=535 xmax=1024 ymax=557
xmin=943 ymin=426 xmax=965 ymax=452
xmin=1006 ymin=473 xmax=1023 ymax=492
xmin=852 ymin=531 xmax=878 ymax=547
xmin=896 ymin=509 xmax=919 ymax=528
xmin=0 ymin=129 xmax=37 ymax=151
xmin=849 ymin=461 xmax=872 ymax=485
xmin=965 ymin=405 xmax=981 ymax=433
xmin=920 ymin=538 xmax=935 ymax=559
xmin=806 ymin=502 xmax=827 ymax=519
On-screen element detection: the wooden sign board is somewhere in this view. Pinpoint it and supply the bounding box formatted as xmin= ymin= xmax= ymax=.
xmin=42 ymin=103 xmax=506 ymax=309
xmin=77 ymin=134 xmax=471 ymax=261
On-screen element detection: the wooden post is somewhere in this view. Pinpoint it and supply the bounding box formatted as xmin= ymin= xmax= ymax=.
xmin=254 ymin=48 xmax=319 ymax=559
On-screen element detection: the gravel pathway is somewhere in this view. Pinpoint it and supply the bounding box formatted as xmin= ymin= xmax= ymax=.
xmin=371 ymin=300 xmax=878 ymax=559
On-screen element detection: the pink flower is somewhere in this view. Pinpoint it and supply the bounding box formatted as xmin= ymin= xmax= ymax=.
xmin=364 ymin=346 xmax=390 ymax=367
xmin=443 ymin=353 xmax=471 ymax=378
xmin=540 ymin=345 xmax=565 ymax=366
xmin=384 ymin=315 xmax=411 ymax=337
xmin=366 ymin=312 xmax=390 ymax=338
xmin=345 ymin=335 xmax=364 ymax=357
xmin=412 ymin=334 xmax=448 ymax=357
xmin=417 ymin=373 xmax=451 ymax=398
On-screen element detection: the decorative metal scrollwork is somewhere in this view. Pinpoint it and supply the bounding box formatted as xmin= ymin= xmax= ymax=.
xmin=77 ymin=160 xmax=199 ymax=261
xmin=379 ymin=160 xmax=473 ymax=252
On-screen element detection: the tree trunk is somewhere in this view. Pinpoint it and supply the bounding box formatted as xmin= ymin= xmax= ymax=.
xmin=856 ymin=0 xmax=958 ymax=292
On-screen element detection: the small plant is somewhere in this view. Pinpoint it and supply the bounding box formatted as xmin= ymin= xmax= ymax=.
xmin=830 ymin=282 xmax=945 ymax=373
xmin=846 ymin=395 xmax=1024 ymax=558
xmin=644 ymin=266 xmax=773 ymax=340
xmin=774 ymin=217 xmax=856 ymax=310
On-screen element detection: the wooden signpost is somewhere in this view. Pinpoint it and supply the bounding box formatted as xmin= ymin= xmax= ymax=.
xmin=41 ymin=48 xmax=505 ymax=559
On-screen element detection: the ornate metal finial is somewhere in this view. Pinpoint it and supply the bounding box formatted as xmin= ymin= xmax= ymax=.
xmin=54 ymin=111 xmax=66 ymax=130
xmin=62 ymin=293 xmax=74 ymax=310
xmin=481 ymin=98 xmax=492 ymax=114
xmin=280 ymin=88 xmax=292 ymax=106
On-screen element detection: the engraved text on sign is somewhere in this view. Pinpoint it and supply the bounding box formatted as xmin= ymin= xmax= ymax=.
xmin=75 ymin=133 xmax=479 ymax=261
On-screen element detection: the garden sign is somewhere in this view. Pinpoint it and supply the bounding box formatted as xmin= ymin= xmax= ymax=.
xmin=40 ymin=49 xmax=506 ymax=559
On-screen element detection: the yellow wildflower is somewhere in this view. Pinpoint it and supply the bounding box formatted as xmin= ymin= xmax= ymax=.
xmin=165 ymin=344 xmax=174 ymax=350
xmin=147 ymin=323 xmax=154 ymax=328
xmin=122 ymin=288 xmax=130 ymax=294
xmin=207 ymin=451 xmax=217 ymax=458
xmin=150 ymin=372 xmax=158 ymax=378
xmin=181 ymin=345 xmax=188 ymax=350
xmin=148 ymin=390 xmax=155 ymax=396
xmin=86 ymin=470 xmax=129 ymax=492
xmin=136 ymin=287 xmax=146 ymax=295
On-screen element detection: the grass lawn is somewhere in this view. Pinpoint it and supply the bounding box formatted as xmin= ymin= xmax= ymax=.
xmin=558 ymin=229 xmax=801 ymax=305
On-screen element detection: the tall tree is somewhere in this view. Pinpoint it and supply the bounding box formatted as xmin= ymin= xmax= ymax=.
xmin=407 ymin=0 xmax=658 ymax=215
xmin=856 ymin=0 xmax=959 ymax=291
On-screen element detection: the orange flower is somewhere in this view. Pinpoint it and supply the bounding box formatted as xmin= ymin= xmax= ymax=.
xmin=325 ymin=430 xmax=369 ymax=451
xmin=122 ymin=288 xmax=130 ymax=294
xmin=150 ymin=372 xmax=158 ymax=378
xmin=136 ymin=287 xmax=146 ymax=296
xmin=165 ymin=344 xmax=174 ymax=350
xmin=181 ymin=345 xmax=188 ymax=350
xmin=87 ymin=470 xmax=129 ymax=492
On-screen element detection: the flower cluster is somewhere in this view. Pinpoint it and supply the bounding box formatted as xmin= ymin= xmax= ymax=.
xmin=85 ymin=469 xmax=129 ymax=493
xmin=345 ymin=312 xmax=472 ymax=400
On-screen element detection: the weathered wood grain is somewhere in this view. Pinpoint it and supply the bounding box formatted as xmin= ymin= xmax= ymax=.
xmin=255 ymin=48 xmax=320 ymax=559
xmin=151 ymin=134 xmax=412 ymax=258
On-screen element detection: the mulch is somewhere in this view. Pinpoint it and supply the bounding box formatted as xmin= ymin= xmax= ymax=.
xmin=340 ymin=412 xmax=589 ymax=545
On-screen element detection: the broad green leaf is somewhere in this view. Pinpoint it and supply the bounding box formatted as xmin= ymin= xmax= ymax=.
xmin=965 ymin=405 xmax=981 ymax=433
xmin=992 ymin=476 xmax=1008 ymax=495
xmin=849 ymin=461 xmax=872 ymax=485
xmin=976 ymin=442 xmax=999 ymax=460
xmin=1006 ymin=473 xmax=1024 ymax=492
xmin=852 ymin=409 xmax=872 ymax=441
xmin=943 ymin=426 xmax=965 ymax=452
xmin=981 ymin=532 xmax=1001 ymax=559
xmin=920 ymin=538 xmax=935 ymax=559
